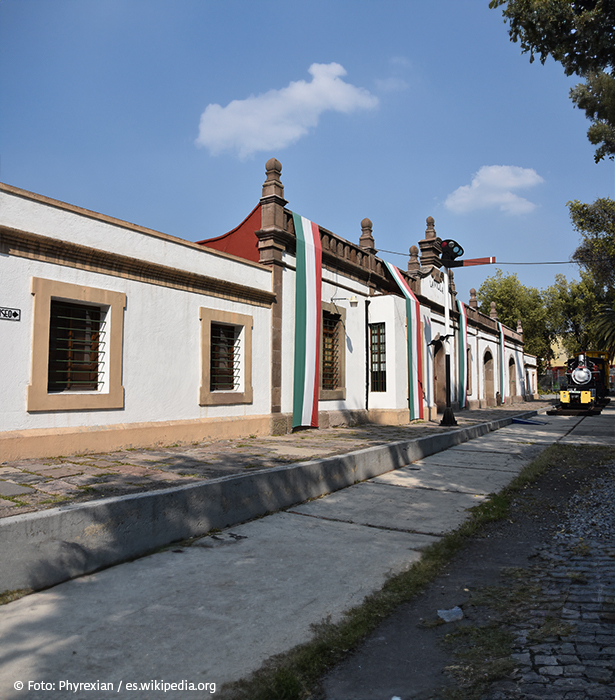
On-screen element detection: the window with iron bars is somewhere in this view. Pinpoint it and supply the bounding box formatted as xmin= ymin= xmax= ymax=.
xmin=48 ymin=300 xmax=105 ymax=392
xmin=370 ymin=322 xmax=386 ymax=392
xmin=322 ymin=311 xmax=341 ymax=391
xmin=210 ymin=323 xmax=241 ymax=391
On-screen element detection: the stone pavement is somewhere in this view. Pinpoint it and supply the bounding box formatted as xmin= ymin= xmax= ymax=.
xmin=0 ymin=402 xmax=554 ymax=520
xmin=0 ymin=403 xmax=611 ymax=700
xmin=484 ymin=474 xmax=615 ymax=700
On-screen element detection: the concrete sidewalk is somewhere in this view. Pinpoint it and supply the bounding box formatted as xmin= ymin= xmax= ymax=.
xmin=0 ymin=408 xmax=613 ymax=700
xmin=0 ymin=403 xmax=555 ymax=521
xmin=0 ymin=406 xmax=554 ymax=595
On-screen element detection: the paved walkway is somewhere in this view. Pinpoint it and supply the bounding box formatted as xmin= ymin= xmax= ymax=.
xmin=0 ymin=403 xmax=612 ymax=700
xmin=0 ymin=402 xmax=554 ymax=520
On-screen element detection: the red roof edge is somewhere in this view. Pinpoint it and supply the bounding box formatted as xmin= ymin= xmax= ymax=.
xmin=197 ymin=203 xmax=262 ymax=263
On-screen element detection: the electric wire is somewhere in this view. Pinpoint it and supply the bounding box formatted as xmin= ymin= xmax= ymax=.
xmin=377 ymin=247 xmax=606 ymax=265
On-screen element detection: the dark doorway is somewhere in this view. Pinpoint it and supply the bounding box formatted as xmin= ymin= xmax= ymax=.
xmin=509 ymin=357 xmax=516 ymax=399
xmin=484 ymin=350 xmax=495 ymax=406
xmin=433 ymin=341 xmax=446 ymax=412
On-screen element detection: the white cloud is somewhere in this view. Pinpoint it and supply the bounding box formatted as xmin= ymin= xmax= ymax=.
xmin=375 ymin=76 xmax=408 ymax=92
xmin=445 ymin=165 xmax=544 ymax=215
xmin=390 ymin=56 xmax=412 ymax=69
xmin=196 ymin=63 xmax=379 ymax=159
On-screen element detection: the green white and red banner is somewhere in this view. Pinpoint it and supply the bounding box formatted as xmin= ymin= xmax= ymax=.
xmin=292 ymin=213 xmax=322 ymax=428
xmin=457 ymin=299 xmax=468 ymax=408
xmin=497 ymin=321 xmax=506 ymax=401
xmin=384 ymin=261 xmax=424 ymax=420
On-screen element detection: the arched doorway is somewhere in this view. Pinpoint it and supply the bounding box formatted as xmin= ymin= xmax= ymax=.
xmin=509 ymin=357 xmax=516 ymax=400
xmin=484 ymin=350 xmax=495 ymax=406
xmin=433 ymin=340 xmax=446 ymax=412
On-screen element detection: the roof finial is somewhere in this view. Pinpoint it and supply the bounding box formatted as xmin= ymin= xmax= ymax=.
xmin=425 ymin=216 xmax=436 ymax=240
xmin=359 ymin=218 xmax=376 ymax=254
xmin=262 ymin=158 xmax=284 ymax=199
xmin=408 ymin=245 xmax=420 ymax=272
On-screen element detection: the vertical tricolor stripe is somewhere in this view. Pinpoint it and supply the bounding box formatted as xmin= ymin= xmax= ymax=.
xmin=292 ymin=213 xmax=322 ymax=428
xmin=457 ymin=300 xmax=468 ymax=408
xmin=384 ymin=261 xmax=424 ymax=420
xmin=497 ymin=321 xmax=506 ymax=400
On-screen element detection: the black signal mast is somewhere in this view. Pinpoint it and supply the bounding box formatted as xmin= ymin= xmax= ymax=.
xmin=437 ymin=240 xmax=495 ymax=427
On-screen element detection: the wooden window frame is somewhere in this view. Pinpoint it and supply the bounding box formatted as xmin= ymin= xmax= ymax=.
xmin=369 ymin=322 xmax=387 ymax=392
xmin=200 ymin=308 xmax=253 ymax=406
xmin=319 ymin=301 xmax=346 ymax=401
xmin=48 ymin=300 xmax=103 ymax=392
xmin=28 ymin=277 xmax=126 ymax=412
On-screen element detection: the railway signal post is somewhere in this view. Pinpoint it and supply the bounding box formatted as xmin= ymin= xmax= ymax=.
xmin=439 ymin=240 xmax=496 ymax=426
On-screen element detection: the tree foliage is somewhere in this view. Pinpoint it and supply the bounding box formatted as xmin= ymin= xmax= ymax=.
xmin=490 ymin=0 xmax=615 ymax=160
xmin=477 ymin=265 xmax=614 ymax=369
xmin=567 ymin=197 xmax=615 ymax=358
xmin=570 ymin=72 xmax=615 ymax=162
xmin=488 ymin=0 xmax=615 ymax=75
xmin=477 ymin=269 xmax=551 ymax=369
xmin=542 ymin=273 xmax=603 ymax=356
xmin=569 ymin=197 xmax=615 ymax=293
xmin=593 ymin=307 xmax=615 ymax=358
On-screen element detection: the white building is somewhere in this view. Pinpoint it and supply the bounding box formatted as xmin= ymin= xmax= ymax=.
xmin=0 ymin=159 xmax=537 ymax=460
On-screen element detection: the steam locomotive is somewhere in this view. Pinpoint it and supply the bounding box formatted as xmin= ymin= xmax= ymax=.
xmin=560 ymin=351 xmax=610 ymax=409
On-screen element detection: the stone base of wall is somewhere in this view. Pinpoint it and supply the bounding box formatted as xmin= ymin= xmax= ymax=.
xmin=0 ymin=415 xmax=274 ymax=461
xmin=1 ymin=408 xmax=423 ymax=461
xmin=6 ymin=397 xmax=538 ymax=461
xmin=367 ymin=408 xmax=412 ymax=425
xmin=480 ymin=398 xmax=498 ymax=407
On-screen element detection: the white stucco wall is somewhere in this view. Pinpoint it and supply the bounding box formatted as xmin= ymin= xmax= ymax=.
xmin=366 ymin=295 xmax=408 ymax=411
xmin=1 ymin=256 xmax=272 ymax=432
xmin=0 ymin=188 xmax=271 ymax=291
xmin=1 ymin=189 xmax=273 ymax=433
xmin=278 ymin=258 xmax=373 ymax=415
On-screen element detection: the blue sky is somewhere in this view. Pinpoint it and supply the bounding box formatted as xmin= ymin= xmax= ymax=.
xmin=1 ymin=0 xmax=613 ymax=304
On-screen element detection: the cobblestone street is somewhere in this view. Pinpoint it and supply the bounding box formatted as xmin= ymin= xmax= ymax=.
xmin=486 ymin=473 xmax=615 ymax=700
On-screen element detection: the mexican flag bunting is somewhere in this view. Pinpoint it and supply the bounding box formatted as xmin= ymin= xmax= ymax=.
xmin=292 ymin=213 xmax=322 ymax=428
xmin=457 ymin=299 xmax=469 ymax=408
xmin=384 ymin=261 xmax=424 ymax=420
xmin=497 ymin=321 xmax=506 ymax=400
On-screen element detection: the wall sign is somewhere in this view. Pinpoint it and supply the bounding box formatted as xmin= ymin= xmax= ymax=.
xmin=0 ymin=307 xmax=21 ymax=321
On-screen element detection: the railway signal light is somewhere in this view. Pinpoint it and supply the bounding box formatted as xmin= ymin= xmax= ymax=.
xmin=440 ymin=239 xmax=464 ymax=267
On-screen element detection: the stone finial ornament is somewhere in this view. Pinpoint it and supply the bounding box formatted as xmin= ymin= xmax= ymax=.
xmin=408 ymin=245 xmax=420 ymax=272
xmin=359 ymin=218 xmax=376 ymax=254
xmin=517 ymin=319 xmax=523 ymax=335
xmin=425 ymin=216 xmax=436 ymax=240
xmin=490 ymin=301 xmax=497 ymax=319
xmin=262 ymin=158 xmax=284 ymax=199
xmin=469 ymin=288 xmax=478 ymax=309
xmin=418 ymin=216 xmax=442 ymax=269
xmin=259 ymin=158 xmax=287 ymax=233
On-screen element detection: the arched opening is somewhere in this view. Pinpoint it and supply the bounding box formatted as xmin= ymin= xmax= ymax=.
xmin=433 ymin=340 xmax=446 ymax=412
xmin=509 ymin=357 xmax=516 ymax=400
xmin=484 ymin=350 xmax=495 ymax=405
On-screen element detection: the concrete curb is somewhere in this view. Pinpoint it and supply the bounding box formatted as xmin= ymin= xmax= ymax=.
xmin=0 ymin=412 xmax=537 ymax=594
